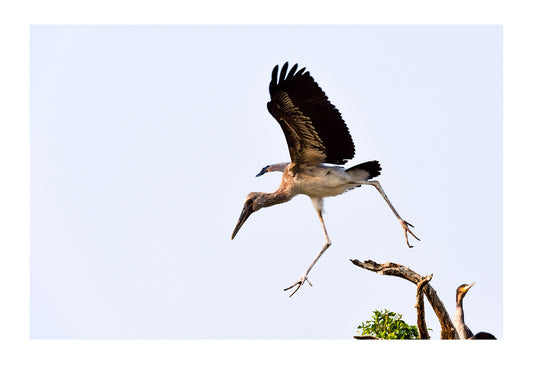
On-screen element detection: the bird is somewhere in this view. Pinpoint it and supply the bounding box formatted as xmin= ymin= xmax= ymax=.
xmin=453 ymin=283 xmax=497 ymax=340
xmin=453 ymin=283 xmax=475 ymax=339
xmin=469 ymin=332 xmax=497 ymax=340
xmin=231 ymin=62 xmax=419 ymax=297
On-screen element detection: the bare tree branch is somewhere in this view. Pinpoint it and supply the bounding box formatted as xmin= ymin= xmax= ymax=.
xmin=415 ymin=274 xmax=433 ymax=339
xmin=353 ymin=335 xmax=380 ymax=340
xmin=350 ymin=259 xmax=457 ymax=339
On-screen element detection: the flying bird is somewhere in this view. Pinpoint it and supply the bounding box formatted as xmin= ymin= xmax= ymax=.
xmin=231 ymin=62 xmax=419 ymax=296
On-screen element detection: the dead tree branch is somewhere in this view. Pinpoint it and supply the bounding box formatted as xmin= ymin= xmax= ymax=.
xmin=350 ymin=259 xmax=456 ymax=339
xmin=415 ymin=274 xmax=432 ymax=339
xmin=353 ymin=335 xmax=380 ymax=340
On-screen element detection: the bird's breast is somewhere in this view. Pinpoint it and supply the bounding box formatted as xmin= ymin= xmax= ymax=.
xmin=292 ymin=166 xmax=354 ymax=198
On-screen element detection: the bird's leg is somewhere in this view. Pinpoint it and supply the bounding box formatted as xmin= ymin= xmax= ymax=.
xmin=353 ymin=180 xmax=420 ymax=247
xmin=284 ymin=209 xmax=331 ymax=297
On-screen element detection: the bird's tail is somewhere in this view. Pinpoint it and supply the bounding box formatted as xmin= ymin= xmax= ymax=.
xmin=346 ymin=160 xmax=381 ymax=181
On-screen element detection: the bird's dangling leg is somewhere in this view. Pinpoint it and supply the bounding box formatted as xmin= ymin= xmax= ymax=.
xmin=284 ymin=208 xmax=331 ymax=297
xmin=354 ymin=180 xmax=420 ymax=247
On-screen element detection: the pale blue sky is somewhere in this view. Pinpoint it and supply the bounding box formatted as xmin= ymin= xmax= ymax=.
xmin=30 ymin=25 xmax=502 ymax=339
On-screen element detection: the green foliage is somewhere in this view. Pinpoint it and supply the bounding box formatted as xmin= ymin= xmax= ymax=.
xmin=357 ymin=309 xmax=420 ymax=339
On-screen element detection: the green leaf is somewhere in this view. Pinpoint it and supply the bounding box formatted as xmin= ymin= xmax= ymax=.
xmin=356 ymin=309 xmax=420 ymax=340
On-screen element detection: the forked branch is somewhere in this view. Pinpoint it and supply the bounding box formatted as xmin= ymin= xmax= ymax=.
xmin=415 ymin=274 xmax=433 ymax=339
xmin=350 ymin=259 xmax=456 ymax=339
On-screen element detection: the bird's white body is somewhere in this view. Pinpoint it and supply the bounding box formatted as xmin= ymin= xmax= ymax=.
xmin=270 ymin=162 xmax=380 ymax=205
xmin=291 ymin=165 xmax=356 ymax=198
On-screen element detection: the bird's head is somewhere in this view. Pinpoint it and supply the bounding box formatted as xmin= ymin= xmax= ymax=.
xmin=231 ymin=192 xmax=266 ymax=240
xmin=456 ymin=282 xmax=475 ymax=302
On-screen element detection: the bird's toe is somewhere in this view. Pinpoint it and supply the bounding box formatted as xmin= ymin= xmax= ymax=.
xmin=400 ymin=219 xmax=420 ymax=247
xmin=284 ymin=275 xmax=311 ymax=297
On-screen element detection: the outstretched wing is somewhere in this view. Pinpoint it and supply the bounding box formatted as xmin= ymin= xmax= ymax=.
xmin=266 ymin=62 xmax=355 ymax=168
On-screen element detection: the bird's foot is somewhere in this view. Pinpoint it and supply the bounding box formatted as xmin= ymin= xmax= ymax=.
xmin=283 ymin=275 xmax=312 ymax=297
xmin=400 ymin=219 xmax=420 ymax=248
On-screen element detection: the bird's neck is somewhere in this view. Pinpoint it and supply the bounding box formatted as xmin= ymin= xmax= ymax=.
xmin=260 ymin=189 xmax=293 ymax=208
xmin=454 ymin=300 xmax=465 ymax=323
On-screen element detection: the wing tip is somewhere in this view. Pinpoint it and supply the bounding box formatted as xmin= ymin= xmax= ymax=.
xmin=269 ymin=62 xmax=307 ymax=96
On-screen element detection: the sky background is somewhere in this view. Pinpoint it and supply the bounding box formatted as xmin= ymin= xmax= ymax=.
xmin=30 ymin=25 xmax=502 ymax=339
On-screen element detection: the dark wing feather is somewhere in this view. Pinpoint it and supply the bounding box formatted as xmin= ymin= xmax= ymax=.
xmin=267 ymin=62 xmax=355 ymax=167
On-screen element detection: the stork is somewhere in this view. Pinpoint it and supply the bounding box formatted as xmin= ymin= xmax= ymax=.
xmin=231 ymin=62 xmax=419 ymax=297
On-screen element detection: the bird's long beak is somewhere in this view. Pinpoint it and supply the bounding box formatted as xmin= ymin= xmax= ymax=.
xmin=231 ymin=201 xmax=254 ymax=240
xmin=464 ymin=282 xmax=475 ymax=292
